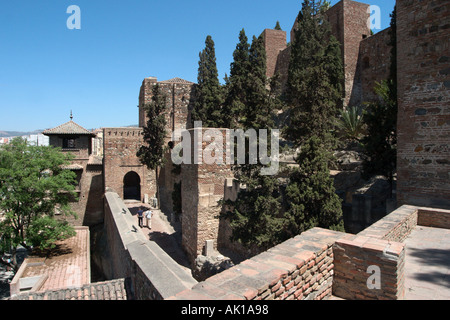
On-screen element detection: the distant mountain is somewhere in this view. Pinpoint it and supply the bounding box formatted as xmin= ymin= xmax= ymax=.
xmin=0 ymin=125 xmax=139 ymax=137
xmin=0 ymin=130 xmax=44 ymax=138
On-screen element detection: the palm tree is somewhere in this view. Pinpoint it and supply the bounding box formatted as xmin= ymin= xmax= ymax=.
xmin=336 ymin=106 xmax=366 ymax=142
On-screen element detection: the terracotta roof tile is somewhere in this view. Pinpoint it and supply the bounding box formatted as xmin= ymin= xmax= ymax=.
xmin=43 ymin=121 xmax=96 ymax=136
xmin=9 ymin=279 xmax=128 ymax=300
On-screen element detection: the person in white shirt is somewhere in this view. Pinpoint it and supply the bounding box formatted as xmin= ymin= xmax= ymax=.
xmin=145 ymin=209 xmax=153 ymax=229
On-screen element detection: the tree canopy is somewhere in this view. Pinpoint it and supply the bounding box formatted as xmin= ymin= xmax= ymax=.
xmin=0 ymin=137 xmax=78 ymax=270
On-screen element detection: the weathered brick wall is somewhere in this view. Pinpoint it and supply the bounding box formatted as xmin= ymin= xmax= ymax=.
xmin=261 ymin=29 xmax=287 ymax=79
xmin=326 ymin=0 xmax=345 ymax=48
xmin=359 ymin=27 xmax=392 ymax=103
xmin=274 ymin=46 xmax=291 ymax=94
xmin=68 ymin=164 xmax=104 ymax=226
xmin=49 ymin=135 xmax=104 ymax=226
xmin=103 ymin=127 xmax=156 ymax=202
xmin=49 ymin=135 xmax=92 ymax=159
xmin=139 ymin=77 xmax=158 ymax=128
xmin=396 ymin=0 xmax=450 ymax=209
xmin=181 ymin=128 xmax=234 ymax=262
xmin=358 ymin=205 xmax=419 ymax=242
xmin=138 ymin=77 xmax=196 ymax=212
xmin=170 ymin=228 xmax=345 ymax=300
xmin=333 ymin=235 xmax=405 ymax=300
xmin=417 ymin=207 xmax=450 ymax=229
xmin=138 ymin=77 xmax=196 ymax=132
xmin=341 ymin=0 xmax=371 ymax=106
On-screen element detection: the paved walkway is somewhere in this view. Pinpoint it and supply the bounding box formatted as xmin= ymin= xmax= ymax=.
xmin=126 ymin=202 xmax=191 ymax=271
xmin=403 ymin=226 xmax=450 ymax=300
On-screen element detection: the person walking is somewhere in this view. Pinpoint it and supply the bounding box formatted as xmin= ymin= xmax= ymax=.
xmin=145 ymin=209 xmax=153 ymax=229
xmin=137 ymin=207 xmax=144 ymax=228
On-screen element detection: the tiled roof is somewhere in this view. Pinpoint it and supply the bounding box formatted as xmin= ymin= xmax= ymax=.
xmin=9 ymin=279 xmax=128 ymax=300
xmin=43 ymin=121 xmax=96 ymax=136
xmin=62 ymin=164 xmax=84 ymax=170
xmin=158 ymin=77 xmax=195 ymax=85
xmin=88 ymin=155 xmax=103 ymax=165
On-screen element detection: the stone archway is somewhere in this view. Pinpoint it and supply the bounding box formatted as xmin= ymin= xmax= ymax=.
xmin=123 ymin=171 xmax=141 ymax=201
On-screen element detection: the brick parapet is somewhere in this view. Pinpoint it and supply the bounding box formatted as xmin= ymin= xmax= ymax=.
xmin=332 ymin=205 xmax=450 ymax=300
xmin=169 ymin=205 xmax=450 ymax=300
xmin=357 ymin=205 xmax=419 ymax=242
xmin=333 ymin=234 xmax=405 ymax=300
xmin=169 ymin=228 xmax=346 ymax=300
xmin=417 ymin=207 xmax=450 ymax=230
xmin=358 ymin=205 xmax=450 ymax=241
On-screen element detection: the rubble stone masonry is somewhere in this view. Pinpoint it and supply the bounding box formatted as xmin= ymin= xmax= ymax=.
xmin=359 ymin=27 xmax=393 ymax=102
xmin=181 ymin=128 xmax=234 ymax=262
xmin=396 ymin=0 xmax=450 ymax=209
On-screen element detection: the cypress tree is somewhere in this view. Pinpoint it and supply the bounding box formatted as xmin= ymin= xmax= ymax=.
xmin=284 ymin=0 xmax=343 ymax=148
xmin=283 ymin=0 xmax=344 ymax=235
xmin=274 ymin=21 xmax=282 ymax=30
xmin=137 ymin=83 xmax=168 ymax=170
xmin=224 ymin=29 xmax=250 ymax=128
xmin=222 ymin=33 xmax=285 ymax=252
xmin=284 ymin=136 xmax=344 ymax=236
xmin=191 ymin=35 xmax=225 ymax=128
xmin=243 ymin=35 xmax=274 ymax=130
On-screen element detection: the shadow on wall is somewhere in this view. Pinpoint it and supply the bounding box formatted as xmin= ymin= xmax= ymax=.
xmin=83 ymin=174 xmax=104 ymax=226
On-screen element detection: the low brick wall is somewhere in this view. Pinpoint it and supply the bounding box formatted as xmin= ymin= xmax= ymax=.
xmin=358 ymin=205 xmax=419 ymax=242
xmin=169 ymin=228 xmax=346 ymax=300
xmin=417 ymin=207 xmax=450 ymax=229
xmin=332 ymin=205 xmax=450 ymax=300
xmin=333 ymin=235 xmax=405 ymax=300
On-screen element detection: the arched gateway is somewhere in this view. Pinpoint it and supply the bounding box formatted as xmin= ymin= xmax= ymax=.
xmin=123 ymin=171 xmax=141 ymax=201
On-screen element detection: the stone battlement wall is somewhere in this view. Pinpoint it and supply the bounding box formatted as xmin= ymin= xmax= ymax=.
xmin=103 ymin=127 xmax=156 ymax=202
xmin=170 ymin=227 xmax=344 ymax=300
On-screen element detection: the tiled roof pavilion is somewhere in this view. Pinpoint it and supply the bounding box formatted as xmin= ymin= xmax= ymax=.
xmin=43 ymin=120 xmax=96 ymax=136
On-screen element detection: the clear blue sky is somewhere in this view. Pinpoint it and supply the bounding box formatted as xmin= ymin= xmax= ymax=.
xmin=0 ymin=0 xmax=395 ymax=132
